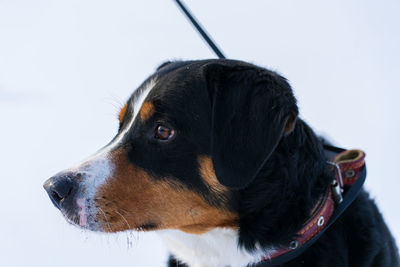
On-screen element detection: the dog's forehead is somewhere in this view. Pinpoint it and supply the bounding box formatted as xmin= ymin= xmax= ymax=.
xmin=125 ymin=63 xmax=207 ymax=115
xmin=128 ymin=59 xmax=254 ymax=106
xmin=121 ymin=58 xmax=258 ymax=126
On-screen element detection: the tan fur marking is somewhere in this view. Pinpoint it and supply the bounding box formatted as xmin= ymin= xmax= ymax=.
xmin=95 ymin=150 xmax=237 ymax=234
xmin=198 ymin=155 xmax=228 ymax=194
xmin=140 ymin=102 xmax=155 ymax=121
xmin=284 ymin=112 xmax=297 ymax=135
xmin=118 ymin=103 xmax=128 ymax=123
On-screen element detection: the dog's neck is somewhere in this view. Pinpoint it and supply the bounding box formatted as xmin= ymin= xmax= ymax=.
xmin=237 ymin=119 xmax=331 ymax=250
xmin=158 ymin=228 xmax=272 ymax=267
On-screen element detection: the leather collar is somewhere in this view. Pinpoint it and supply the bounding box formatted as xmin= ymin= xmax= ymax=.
xmin=256 ymin=147 xmax=366 ymax=267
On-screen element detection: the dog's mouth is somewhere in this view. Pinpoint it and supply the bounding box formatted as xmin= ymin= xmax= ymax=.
xmin=55 ymin=196 xmax=157 ymax=233
xmin=43 ymin=178 xmax=156 ymax=233
xmin=56 ymin=198 xmax=95 ymax=230
xmin=76 ymin=198 xmax=88 ymax=227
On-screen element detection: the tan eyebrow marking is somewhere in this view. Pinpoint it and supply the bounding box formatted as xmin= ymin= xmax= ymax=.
xmin=118 ymin=103 xmax=128 ymax=123
xmin=140 ymin=102 xmax=155 ymax=121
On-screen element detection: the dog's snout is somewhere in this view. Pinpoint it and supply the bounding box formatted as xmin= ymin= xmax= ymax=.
xmin=43 ymin=174 xmax=78 ymax=209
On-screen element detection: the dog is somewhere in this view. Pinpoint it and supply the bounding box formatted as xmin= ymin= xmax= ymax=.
xmin=44 ymin=59 xmax=399 ymax=267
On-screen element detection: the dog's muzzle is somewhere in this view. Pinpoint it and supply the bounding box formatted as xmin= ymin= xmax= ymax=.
xmin=43 ymin=171 xmax=96 ymax=229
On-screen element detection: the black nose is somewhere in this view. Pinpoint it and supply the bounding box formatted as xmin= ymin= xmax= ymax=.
xmin=43 ymin=174 xmax=77 ymax=209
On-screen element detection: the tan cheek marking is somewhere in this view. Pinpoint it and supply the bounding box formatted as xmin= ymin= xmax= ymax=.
xmin=95 ymin=150 xmax=238 ymax=234
xmin=198 ymin=155 xmax=228 ymax=194
xmin=118 ymin=103 xmax=128 ymax=124
xmin=140 ymin=101 xmax=155 ymax=121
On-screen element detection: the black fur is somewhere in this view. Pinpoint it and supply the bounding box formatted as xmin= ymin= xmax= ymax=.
xmin=203 ymin=61 xmax=298 ymax=189
xmin=168 ymin=255 xmax=188 ymax=267
xmin=123 ymin=59 xmax=398 ymax=266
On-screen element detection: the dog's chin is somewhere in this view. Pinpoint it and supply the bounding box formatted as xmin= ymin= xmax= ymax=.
xmin=59 ymin=207 xmax=155 ymax=233
xmin=56 ymin=196 xmax=160 ymax=233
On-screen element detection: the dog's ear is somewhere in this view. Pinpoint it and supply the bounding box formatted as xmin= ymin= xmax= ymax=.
xmin=203 ymin=61 xmax=298 ymax=189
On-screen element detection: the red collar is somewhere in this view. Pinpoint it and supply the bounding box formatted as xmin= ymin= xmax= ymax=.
xmin=261 ymin=149 xmax=366 ymax=263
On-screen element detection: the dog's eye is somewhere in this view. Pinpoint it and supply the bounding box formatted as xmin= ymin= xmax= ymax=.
xmin=155 ymin=124 xmax=175 ymax=141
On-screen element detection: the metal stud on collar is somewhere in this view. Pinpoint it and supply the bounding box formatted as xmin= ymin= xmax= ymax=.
xmin=289 ymin=240 xmax=299 ymax=250
xmin=317 ymin=216 xmax=325 ymax=227
xmin=345 ymin=169 xmax=355 ymax=178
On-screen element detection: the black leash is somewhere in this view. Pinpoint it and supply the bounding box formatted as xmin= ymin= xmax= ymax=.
xmin=173 ymin=0 xmax=226 ymax=59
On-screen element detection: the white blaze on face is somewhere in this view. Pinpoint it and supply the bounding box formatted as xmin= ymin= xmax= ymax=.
xmin=106 ymin=78 xmax=156 ymax=151
xmin=64 ymin=79 xmax=157 ymax=229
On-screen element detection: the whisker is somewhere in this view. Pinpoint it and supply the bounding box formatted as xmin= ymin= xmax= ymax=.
xmin=114 ymin=210 xmax=135 ymax=249
xmin=118 ymin=208 xmax=130 ymax=215
xmin=98 ymin=207 xmax=113 ymax=232
xmin=114 ymin=210 xmax=132 ymax=230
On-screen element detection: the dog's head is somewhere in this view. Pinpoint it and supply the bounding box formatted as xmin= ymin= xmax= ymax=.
xmin=43 ymin=59 xmax=298 ymax=234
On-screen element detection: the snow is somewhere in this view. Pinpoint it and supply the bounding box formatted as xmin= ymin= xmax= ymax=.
xmin=0 ymin=0 xmax=399 ymax=266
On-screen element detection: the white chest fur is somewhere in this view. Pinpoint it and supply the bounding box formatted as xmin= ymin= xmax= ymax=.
xmin=158 ymin=228 xmax=270 ymax=267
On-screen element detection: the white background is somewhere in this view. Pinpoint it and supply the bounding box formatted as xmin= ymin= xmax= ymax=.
xmin=0 ymin=0 xmax=399 ymax=266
